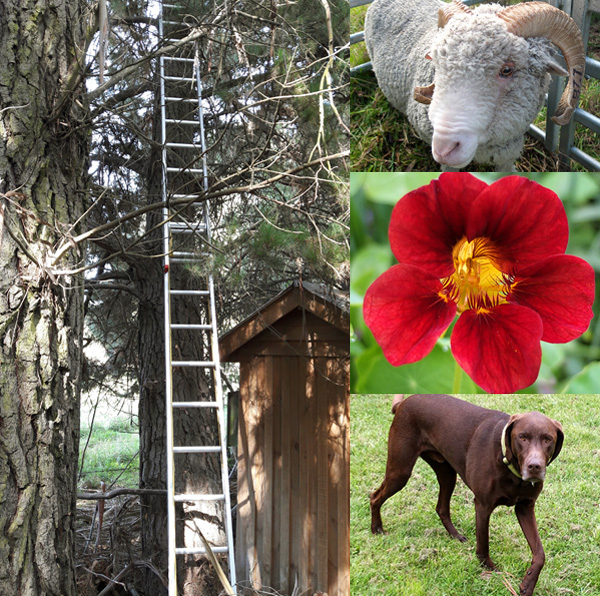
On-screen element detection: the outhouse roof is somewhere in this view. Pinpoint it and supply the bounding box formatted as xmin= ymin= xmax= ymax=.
xmin=219 ymin=281 xmax=349 ymax=361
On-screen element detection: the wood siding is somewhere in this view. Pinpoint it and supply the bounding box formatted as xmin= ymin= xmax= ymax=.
xmin=231 ymin=307 xmax=350 ymax=596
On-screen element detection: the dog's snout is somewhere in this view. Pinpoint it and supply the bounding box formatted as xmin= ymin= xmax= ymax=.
xmin=523 ymin=455 xmax=546 ymax=482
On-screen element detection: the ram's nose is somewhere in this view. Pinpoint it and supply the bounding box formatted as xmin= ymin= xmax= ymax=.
xmin=432 ymin=132 xmax=478 ymax=169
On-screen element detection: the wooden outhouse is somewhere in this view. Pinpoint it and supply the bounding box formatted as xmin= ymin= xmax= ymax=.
xmin=219 ymin=281 xmax=349 ymax=596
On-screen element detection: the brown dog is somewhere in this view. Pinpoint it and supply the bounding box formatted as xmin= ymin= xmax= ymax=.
xmin=371 ymin=394 xmax=563 ymax=596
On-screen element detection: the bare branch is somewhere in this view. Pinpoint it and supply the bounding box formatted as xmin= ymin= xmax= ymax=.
xmin=78 ymin=488 xmax=166 ymax=500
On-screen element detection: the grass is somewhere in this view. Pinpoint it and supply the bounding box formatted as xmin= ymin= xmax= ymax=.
xmin=351 ymin=394 xmax=600 ymax=596
xmin=350 ymin=5 xmax=600 ymax=172
xmin=79 ymin=416 xmax=140 ymax=489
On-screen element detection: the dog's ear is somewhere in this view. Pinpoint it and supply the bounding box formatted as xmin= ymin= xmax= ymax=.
xmin=502 ymin=414 xmax=523 ymax=462
xmin=391 ymin=394 xmax=405 ymax=415
xmin=548 ymin=420 xmax=564 ymax=464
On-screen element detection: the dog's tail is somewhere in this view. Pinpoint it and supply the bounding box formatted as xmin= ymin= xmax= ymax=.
xmin=391 ymin=394 xmax=406 ymax=414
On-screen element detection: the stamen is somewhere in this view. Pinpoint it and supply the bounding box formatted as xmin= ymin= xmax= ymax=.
xmin=441 ymin=236 xmax=510 ymax=313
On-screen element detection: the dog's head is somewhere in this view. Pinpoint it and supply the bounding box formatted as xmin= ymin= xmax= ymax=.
xmin=503 ymin=412 xmax=564 ymax=483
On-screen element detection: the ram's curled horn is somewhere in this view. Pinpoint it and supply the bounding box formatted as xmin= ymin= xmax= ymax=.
xmin=414 ymin=83 xmax=435 ymax=104
xmin=438 ymin=0 xmax=473 ymax=28
xmin=497 ymin=1 xmax=585 ymax=125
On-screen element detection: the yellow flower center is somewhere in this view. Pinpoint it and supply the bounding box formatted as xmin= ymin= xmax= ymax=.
xmin=440 ymin=237 xmax=512 ymax=313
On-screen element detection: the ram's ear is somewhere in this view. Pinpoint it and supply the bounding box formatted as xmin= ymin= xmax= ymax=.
xmin=545 ymin=57 xmax=568 ymax=77
xmin=414 ymin=83 xmax=435 ymax=104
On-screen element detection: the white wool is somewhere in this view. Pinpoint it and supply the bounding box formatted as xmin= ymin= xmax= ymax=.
xmin=364 ymin=0 xmax=565 ymax=171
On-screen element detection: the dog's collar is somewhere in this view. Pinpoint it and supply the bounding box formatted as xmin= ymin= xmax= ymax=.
xmin=500 ymin=421 xmax=522 ymax=479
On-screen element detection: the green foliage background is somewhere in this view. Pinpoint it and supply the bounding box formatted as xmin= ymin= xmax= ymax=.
xmin=351 ymin=173 xmax=600 ymax=394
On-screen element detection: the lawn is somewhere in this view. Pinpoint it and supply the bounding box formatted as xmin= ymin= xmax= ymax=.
xmin=79 ymin=416 xmax=140 ymax=489
xmin=351 ymin=394 xmax=600 ymax=595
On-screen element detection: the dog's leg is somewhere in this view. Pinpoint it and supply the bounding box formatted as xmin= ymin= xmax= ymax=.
xmin=515 ymin=501 xmax=544 ymax=596
xmin=423 ymin=457 xmax=467 ymax=542
xmin=370 ymin=448 xmax=420 ymax=534
xmin=474 ymin=498 xmax=498 ymax=570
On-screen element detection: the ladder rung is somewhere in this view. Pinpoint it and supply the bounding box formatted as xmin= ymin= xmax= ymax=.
xmin=170 ymin=257 xmax=208 ymax=263
xmin=164 ymin=96 xmax=197 ymax=103
xmin=167 ymin=222 xmax=206 ymax=232
xmin=167 ymin=228 xmax=205 ymax=235
xmin=166 ymin=142 xmax=201 ymax=149
xmin=172 ymin=401 xmax=219 ymax=408
xmin=164 ymin=118 xmax=198 ymax=126
xmin=173 ymin=445 xmax=221 ymax=454
xmin=173 ymin=493 xmax=225 ymax=502
xmin=163 ymin=56 xmax=195 ymax=63
xmin=171 ymin=323 xmax=212 ymax=330
xmin=162 ymin=21 xmax=194 ymax=28
xmin=175 ymin=546 xmax=229 ymax=556
xmin=172 ymin=193 xmax=204 ymax=200
xmin=166 ymin=167 xmax=205 ymax=174
xmin=164 ymin=75 xmax=196 ymax=83
xmin=171 ymin=360 xmax=215 ymax=367
xmin=170 ymin=289 xmax=210 ymax=296
xmin=172 ymin=251 xmax=196 ymax=258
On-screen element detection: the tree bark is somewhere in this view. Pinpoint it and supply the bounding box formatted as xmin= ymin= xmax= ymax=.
xmin=136 ymin=213 xmax=170 ymax=595
xmin=0 ymin=0 xmax=88 ymax=593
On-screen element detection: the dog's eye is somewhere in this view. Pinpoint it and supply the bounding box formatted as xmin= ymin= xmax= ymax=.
xmin=518 ymin=434 xmax=527 ymax=441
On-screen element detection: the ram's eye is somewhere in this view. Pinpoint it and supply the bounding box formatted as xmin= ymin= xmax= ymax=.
xmin=499 ymin=64 xmax=514 ymax=78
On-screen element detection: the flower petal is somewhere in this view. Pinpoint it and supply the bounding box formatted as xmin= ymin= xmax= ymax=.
xmin=510 ymin=254 xmax=595 ymax=343
xmin=451 ymin=303 xmax=543 ymax=393
xmin=467 ymin=176 xmax=569 ymax=271
xmin=364 ymin=263 xmax=457 ymax=365
xmin=389 ymin=173 xmax=488 ymax=277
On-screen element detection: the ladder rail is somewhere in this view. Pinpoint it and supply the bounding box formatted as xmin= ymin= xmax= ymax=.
xmin=159 ymin=8 xmax=179 ymax=596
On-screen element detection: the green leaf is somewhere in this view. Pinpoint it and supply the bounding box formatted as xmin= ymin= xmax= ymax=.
xmin=537 ymin=342 xmax=566 ymax=388
xmin=350 ymin=244 xmax=392 ymax=296
xmin=360 ymin=173 xmax=439 ymax=204
xmin=354 ymin=343 xmax=481 ymax=393
xmin=561 ymin=361 xmax=600 ymax=393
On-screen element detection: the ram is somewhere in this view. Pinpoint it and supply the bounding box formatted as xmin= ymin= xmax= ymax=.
xmin=364 ymin=0 xmax=585 ymax=171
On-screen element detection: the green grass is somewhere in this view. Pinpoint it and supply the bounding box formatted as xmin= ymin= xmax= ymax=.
xmin=79 ymin=417 xmax=140 ymax=489
xmin=351 ymin=394 xmax=600 ymax=595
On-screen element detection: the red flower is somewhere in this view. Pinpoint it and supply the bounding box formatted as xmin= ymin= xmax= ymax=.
xmin=363 ymin=174 xmax=595 ymax=393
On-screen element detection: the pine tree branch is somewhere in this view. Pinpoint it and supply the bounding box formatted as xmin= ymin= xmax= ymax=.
xmin=86 ymin=18 xmax=223 ymax=103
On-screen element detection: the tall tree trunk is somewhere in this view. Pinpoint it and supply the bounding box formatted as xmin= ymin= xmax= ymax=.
xmin=136 ymin=202 xmax=169 ymax=595
xmin=0 ymin=0 xmax=88 ymax=593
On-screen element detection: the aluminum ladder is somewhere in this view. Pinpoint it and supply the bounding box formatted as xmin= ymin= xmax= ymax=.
xmin=159 ymin=2 xmax=236 ymax=593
